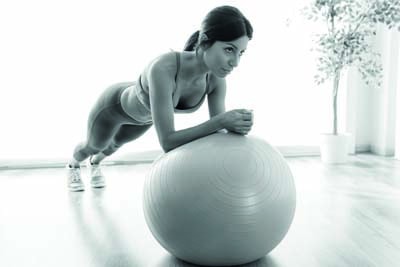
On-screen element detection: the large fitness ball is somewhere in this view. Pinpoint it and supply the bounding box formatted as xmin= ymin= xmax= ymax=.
xmin=143 ymin=133 xmax=296 ymax=266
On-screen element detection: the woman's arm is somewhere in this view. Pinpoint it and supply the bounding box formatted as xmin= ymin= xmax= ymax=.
xmin=207 ymin=74 xmax=227 ymax=118
xmin=207 ymin=75 xmax=228 ymax=133
xmin=148 ymin=63 xmax=224 ymax=152
xmin=207 ymin=74 xmax=253 ymax=136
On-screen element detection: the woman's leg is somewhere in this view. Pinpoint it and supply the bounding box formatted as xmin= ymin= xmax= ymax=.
xmin=88 ymin=152 xmax=107 ymax=165
xmin=69 ymin=116 xmax=121 ymax=168
xmin=90 ymin=124 xmax=152 ymax=164
xmin=86 ymin=123 xmax=152 ymax=188
xmin=67 ymin=83 xmax=139 ymax=191
xmin=68 ymin=84 xmax=130 ymax=168
xmin=93 ymin=123 xmax=152 ymax=162
xmin=67 ymin=114 xmax=121 ymax=190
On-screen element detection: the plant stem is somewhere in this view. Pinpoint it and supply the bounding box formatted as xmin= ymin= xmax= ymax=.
xmin=351 ymin=14 xmax=367 ymax=35
xmin=349 ymin=2 xmax=375 ymax=37
xmin=328 ymin=2 xmax=339 ymax=135
xmin=333 ymin=70 xmax=340 ymax=135
xmin=329 ymin=3 xmax=335 ymax=33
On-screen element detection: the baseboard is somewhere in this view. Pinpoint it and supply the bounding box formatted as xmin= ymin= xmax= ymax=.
xmin=0 ymin=150 xmax=162 ymax=171
xmin=370 ymin=145 xmax=395 ymax=156
xmin=355 ymin=144 xmax=371 ymax=153
xmin=277 ymin=146 xmax=320 ymax=157
xmin=0 ymin=145 xmax=376 ymax=171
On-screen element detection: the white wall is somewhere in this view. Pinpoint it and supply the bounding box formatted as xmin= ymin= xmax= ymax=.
xmin=369 ymin=26 xmax=399 ymax=156
xmin=1 ymin=0 xmax=335 ymax=167
xmin=345 ymin=25 xmax=400 ymax=157
xmin=3 ymin=1 xmax=398 ymax=168
xmin=346 ymin=67 xmax=371 ymax=153
xmin=396 ymin=34 xmax=400 ymax=160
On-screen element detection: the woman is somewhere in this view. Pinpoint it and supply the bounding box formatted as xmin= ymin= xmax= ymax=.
xmin=67 ymin=5 xmax=254 ymax=191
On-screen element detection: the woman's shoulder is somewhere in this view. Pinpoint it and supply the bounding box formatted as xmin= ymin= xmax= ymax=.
xmin=147 ymin=51 xmax=179 ymax=73
xmin=140 ymin=51 xmax=180 ymax=90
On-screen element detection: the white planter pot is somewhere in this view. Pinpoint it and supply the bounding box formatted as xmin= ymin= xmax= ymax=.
xmin=320 ymin=133 xmax=351 ymax=164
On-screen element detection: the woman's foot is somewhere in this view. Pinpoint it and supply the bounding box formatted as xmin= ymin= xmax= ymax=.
xmin=88 ymin=159 xmax=106 ymax=188
xmin=67 ymin=165 xmax=85 ymax=192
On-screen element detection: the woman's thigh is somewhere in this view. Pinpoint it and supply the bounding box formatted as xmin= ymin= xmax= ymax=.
xmin=85 ymin=84 xmax=129 ymax=150
xmin=86 ymin=109 xmax=122 ymax=151
xmin=113 ymin=123 xmax=152 ymax=146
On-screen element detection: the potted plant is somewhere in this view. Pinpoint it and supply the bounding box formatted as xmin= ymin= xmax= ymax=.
xmin=300 ymin=0 xmax=400 ymax=163
xmin=301 ymin=0 xmax=400 ymax=163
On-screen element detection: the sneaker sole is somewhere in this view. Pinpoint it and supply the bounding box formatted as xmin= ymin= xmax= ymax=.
xmin=69 ymin=186 xmax=85 ymax=192
xmin=91 ymin=183 xmax=106 ymax=188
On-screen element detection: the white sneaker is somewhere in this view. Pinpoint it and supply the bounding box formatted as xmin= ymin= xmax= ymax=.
xmin=88 ymin=160 xmax=106 ymax=188
xmin=67 ymin=165 xmax=85 ymax=192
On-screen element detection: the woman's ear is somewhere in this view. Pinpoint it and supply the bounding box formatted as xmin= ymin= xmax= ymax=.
xmin=199 ymin=33 xmax=209 ymax=42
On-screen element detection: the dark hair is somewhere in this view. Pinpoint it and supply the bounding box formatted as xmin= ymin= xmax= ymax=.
xmin=183 ymin=6 xmax=253 ymax=52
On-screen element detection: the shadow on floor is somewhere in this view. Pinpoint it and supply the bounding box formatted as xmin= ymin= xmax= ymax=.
xmin=155 ymin=254 xmax=279 ymax=267
xmin=68 ymin=189 xmax=141 ymax=267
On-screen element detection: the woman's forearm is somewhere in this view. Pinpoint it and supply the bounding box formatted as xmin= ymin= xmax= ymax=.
xmin=162 ymin=115 xmax=224 ymax=152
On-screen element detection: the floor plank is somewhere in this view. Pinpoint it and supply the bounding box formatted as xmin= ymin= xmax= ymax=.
xmin=0 ymin=154 xmax=399 ymax=267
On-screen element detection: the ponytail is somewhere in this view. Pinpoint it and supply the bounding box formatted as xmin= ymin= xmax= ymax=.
xmin=183 ymin=6 xmax=253 ymax=52
xmin=183 ymin=30 xmax=200 ymax=51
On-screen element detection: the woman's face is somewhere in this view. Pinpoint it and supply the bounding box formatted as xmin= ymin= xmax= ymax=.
xmin=202 ymin=35 xmax=249 ymax=78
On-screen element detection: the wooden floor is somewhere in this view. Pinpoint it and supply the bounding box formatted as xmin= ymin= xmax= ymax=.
xmin=0 ymin=154 xmax=399 ymax=267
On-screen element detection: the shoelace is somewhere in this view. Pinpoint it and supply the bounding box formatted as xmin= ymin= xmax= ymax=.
xmin=70 ymin=169 xmax=81 ymax=183
xmin=91 ymin=166 xmax=103 ymax=178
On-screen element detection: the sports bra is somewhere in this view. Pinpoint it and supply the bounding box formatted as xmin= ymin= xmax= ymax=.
xmin=134 ymin=52 xmax=210 ymax=114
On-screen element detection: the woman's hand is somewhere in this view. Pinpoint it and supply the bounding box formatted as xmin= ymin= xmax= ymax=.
xmin=219 ymin=109 xmax=253 ymax=135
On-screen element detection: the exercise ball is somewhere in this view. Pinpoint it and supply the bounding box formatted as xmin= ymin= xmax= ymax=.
xmin=143 ymin=133 xmax=296 ymax=266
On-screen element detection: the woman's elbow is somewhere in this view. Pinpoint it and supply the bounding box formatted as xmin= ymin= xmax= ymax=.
xmin=161 ymin=145 xmax=172 ymax=153
xmin=159 ymin=131 xmax=184 ymax=152
xmin=159 ymin=137 xmax=175 ymax=153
